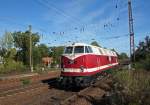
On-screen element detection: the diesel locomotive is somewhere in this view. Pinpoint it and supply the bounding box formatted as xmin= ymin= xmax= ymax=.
xmin=59 ymin=43 xmax=118 ymax=87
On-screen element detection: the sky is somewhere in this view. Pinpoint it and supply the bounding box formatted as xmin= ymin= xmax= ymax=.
xmin=0 ymin=0 xmax=150 ymax=55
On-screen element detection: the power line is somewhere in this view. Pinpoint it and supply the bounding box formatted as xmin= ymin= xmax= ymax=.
xmin=35 ymin=0 xmax=83 ymax=26
xmin=101 ymin=34 xmax=129 ymax=39
xmin=45 ymin=0 xmax=83 ymax=24
xmin=34 ymin=0 xmax=123 ymax=40
xmin=0 ymin=17 xmax=27 ymax=28
xmin=0 ymin=0 xmax=133 ymax=46
xmin=0 ymin=17 xmax=49 ymax=40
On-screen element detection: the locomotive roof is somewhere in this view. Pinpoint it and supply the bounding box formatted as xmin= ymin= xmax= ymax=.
xmin=66 ymin=43 xmax=91 ymax=46
xmin=65 ymin=43 xmax=117 ymax=56
xmin=66 ymin=43 xmax=109 ymax=51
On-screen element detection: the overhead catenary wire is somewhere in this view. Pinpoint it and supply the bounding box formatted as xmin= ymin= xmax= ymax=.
xmin=0 ymin=17 xmax=51 ymax=40
xmin=34 ymin=0 xmax=124 ymax=41
xmin=0 ymin=0 xmax=136 ymax=47
xmin=34 ymin=0 xmax=88 ymax=38
xmin=35 ymin=0 xmax=84 ymax=26
xmin=45 ymin=0 xmax=84 ymax=25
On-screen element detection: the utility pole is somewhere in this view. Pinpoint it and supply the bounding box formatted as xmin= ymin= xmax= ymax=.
xmin=29 ymin=25 xmax=33 ymax=72
xmin=128 ymin=0 xmax=135 ymax=66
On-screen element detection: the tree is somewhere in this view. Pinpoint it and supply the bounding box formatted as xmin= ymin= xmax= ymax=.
xmin=50 ymin=46 xmax=64 ymax=65
xmin=33 ymin=44 xmax=50 ymax=65
xmin=90 ymin=41 xmax=101 ymax=47
xmin=12 ymin=31 xmax=40 ymax=65
xmin=0 ymin=31 xmax=14 ymax=64
xmin=0 ymin=48 xmax=6 ymax=57
xmin=0 ymin=31 xmax=14 ymax=50
xmin=134 ymin=36 xmax=150 ymax=70
xmin=38 ymin=44 xmax=49 ymax=57
xmin=118 ymin=53 xmax=128 ymax=60
xmin=135 ymin=36 xmax=150 ymax=61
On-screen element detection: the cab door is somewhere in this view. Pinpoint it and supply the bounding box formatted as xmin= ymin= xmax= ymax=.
xmin=85 ymin=46 xmax=98 ymax=73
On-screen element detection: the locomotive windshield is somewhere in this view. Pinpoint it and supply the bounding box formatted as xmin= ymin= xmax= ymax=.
xmin=64 ymin=46 xmax=86 ymax=54
xmin=74 ymin=46 xmax=84 ymax=53
xmin=64 ymin=46 xmax=73 ymax=54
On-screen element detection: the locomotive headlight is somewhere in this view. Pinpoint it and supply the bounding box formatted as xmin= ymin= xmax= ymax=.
xmin=80 ymin=65 xmax=84 ymax=72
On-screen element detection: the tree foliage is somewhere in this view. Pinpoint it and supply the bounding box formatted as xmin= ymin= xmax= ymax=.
xmin=0 ymin=31 xmax=25 ymax=73
xmin=0 ymin=30 xmax=65 ymax=73
xmin=118 ymin=52 xmax=128 ymax=60
xmin=90 ymin=41 xmax=101 ymax=47
xmin=135 ymin=36 xmax=150 ymax=61
xmin=49 ymin=46 xmax=64 ymax=65
xmin=0 ymin=31 xmax=15 ymax=63
xmin=134 ymin=36 xmax=150 ymax=70
xmin=0 ymin=48 xmax=6 ymax=58
xmin=0 ymin=31 xmax=14 ymax=50
xmin=12 ymin=31 xmax=40 ymax=65
xmin=33 ymin=44 xmax=50 ymax=65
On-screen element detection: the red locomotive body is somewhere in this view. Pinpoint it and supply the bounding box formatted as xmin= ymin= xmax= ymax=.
xmin=60 ymin=43 xmax=118 ymax=87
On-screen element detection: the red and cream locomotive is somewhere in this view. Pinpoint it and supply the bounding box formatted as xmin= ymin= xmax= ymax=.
xmin=60 ymin=43 xmax=118 ymax=87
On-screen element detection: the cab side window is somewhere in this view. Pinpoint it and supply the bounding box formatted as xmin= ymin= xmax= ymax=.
xmin=85 ymin=46 xmax=90 ymax=53
xmin=98 ymin=49 xmax=103 ymax=54
xmin=88 ymin=46 xmax=93 ymax=53
xmin=85 ymin=46 xmax=93 ymax=53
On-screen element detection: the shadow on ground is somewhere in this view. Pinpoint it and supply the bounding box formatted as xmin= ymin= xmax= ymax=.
xmin=41 ymin=78 xmax=83 ymax=92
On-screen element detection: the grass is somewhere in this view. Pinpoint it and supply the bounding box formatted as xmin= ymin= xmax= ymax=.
xmin=0 ymin=61 xmax=26 ymax=75
xmin=113 ymin=70 xmax=150 ymax=105
xmin=33 ymin=66 xmax=60 ymax=75
xmin=20 ymin=78 xmax=31 ymax=86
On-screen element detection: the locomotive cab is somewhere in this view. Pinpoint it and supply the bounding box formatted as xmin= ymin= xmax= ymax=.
xmin=60 ymin=43 xmax=94 ymax=87
xmin=61 ymin=43 xmax=93 ymax=75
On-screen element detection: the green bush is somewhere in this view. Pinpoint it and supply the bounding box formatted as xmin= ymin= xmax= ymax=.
xmin=143 ymin=54 xmax=150 ymax=70
xmin=134 ymin=55 xmax=150 ymax=71
xmin=20 ymin=78 xmax=31 ymax=86
xmin=0 ymin=59 xmax=26 ymax=74
xmin=33 ymin=64 xmax=59 ymax=74
xmin=34 ymin=64 xmax=45 ymax=74
xmin=0 ymin=64 xmax=4 ymax=71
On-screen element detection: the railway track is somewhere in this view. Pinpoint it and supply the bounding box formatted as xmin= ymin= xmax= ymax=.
xmin=0 ymin=78 xmax=58 ymax=105
xmin=0 ymin=78 xmax=56 ymax=98
xmin=29 ymin=74 xmax=111 ymax=105
xmin=60 ymin=75 xmax=111 ymax=105
xmin=0 ymin=73 xmax=113 ymax=105
xmin=0 ymin=82 xmax=45 ymax=97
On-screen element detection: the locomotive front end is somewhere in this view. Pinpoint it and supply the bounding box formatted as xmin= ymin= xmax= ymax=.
xmin=60 ymin=43 xmax=92 ymax=87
